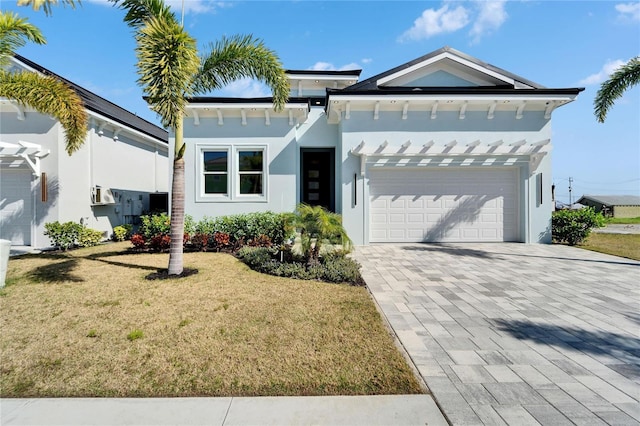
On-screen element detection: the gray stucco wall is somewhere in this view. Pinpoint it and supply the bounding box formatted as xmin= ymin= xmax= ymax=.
xmin=0 ymin=111 xmax=169 ymax=247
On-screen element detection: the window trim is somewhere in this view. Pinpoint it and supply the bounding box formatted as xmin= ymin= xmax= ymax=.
xmin=196 ymin=143 xmax=268 ymax=203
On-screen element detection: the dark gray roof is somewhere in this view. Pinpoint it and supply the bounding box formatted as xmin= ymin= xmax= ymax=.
xmin=346 ymin=46 xmax=563 ymax=92
xmin=577 ymin=195 xmax=640 ymax=206
xmin=14 ymin=55 xmax=168 ymax=144
xmin=286 ymin=69 xmax=362 ymax=77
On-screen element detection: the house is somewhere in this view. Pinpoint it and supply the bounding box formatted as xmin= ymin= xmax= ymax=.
xmin=577 ymin=195 xmax=640 ymax=218
xmin=0 ymin=55 xmax=169 ymax=247
xmin=177 ymin=47 xmax=583 ymax=245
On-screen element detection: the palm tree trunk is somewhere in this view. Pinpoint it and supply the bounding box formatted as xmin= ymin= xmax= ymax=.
xmin=168 ymin=116 xmax=185 ymax=275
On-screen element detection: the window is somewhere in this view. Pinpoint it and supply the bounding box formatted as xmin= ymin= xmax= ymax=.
xmin=203 ymin=151 xmax=228 ymax=195
xmin=238 ymin=150 xmax=263 ymax=195
xmin=197 ymin=145 xmax=267 ymax=202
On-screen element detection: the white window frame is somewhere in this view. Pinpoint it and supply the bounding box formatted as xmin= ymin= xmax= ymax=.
xmin=196 ymin=143 xmax=268 ymax=203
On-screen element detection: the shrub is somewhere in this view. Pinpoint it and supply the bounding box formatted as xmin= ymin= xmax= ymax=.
xmin=130 ymin=233 xmax=146 ymax=249
xmin=552 ymin=207 xmax=605 ymax=246
xmin=249 ymin=234 xmax=272 ymax=248
xmin=212 ymin=232 xmax=231 ymax=251
xmin=44 ymin=221 xmax=82 ymax=250
xmin=237 ymin=246 xmax=362 ymax=285
xmin=44 ymin=221 xmax=102 ymax=250
xmin=139 ymin=213 xmax=170 ymax=240
xmin=112 ymin=226 xmax=128 ymax=242
xmin=149 ymin=234 xmax=171 ymax=251
xmin=78 ymin=227 xmax=104 ymax=248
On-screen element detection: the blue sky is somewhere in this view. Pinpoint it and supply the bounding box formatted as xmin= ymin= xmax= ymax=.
xmin=4 ymin=0 xmax=639 ymax=202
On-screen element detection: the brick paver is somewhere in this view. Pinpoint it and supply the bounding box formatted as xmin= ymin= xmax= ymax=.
xmin=353 ymin=243 xmax=640 ymax=426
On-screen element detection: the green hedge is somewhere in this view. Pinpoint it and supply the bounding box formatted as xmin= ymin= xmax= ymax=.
xmin=552 ymin=207 xmax=605 ymax=246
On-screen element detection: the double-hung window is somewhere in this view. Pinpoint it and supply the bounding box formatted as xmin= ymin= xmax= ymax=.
xmin=198 ymin=145 xmax=267 ymax=202
xmin=238 ymin=150 xmax=263 ymax=196
xmin=203 ymin=150 xmax=228 ymax=195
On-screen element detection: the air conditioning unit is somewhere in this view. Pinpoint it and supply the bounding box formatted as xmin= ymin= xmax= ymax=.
xmin=91 ymin=186 xmax=116 ymax=205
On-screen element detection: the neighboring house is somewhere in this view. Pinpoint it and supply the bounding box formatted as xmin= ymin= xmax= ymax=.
xmin=577 ymin=195 xmax=640 ymax=218
xmin=0 ymin=55 xmax=169 ymax=247
xmin=178 ymin=47 xmax=583 ymax=245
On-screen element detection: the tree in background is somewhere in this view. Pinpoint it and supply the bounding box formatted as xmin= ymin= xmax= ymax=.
xmin=594 ymin=56 xmax=639 ymax=123
xmin=113 ymin=0 xmax=289 ymax=275
xmin=0 ymin=4 xmax=87 ymax=154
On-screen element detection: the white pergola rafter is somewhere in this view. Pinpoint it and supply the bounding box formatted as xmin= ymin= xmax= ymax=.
xmin=0 ymin=140 xmax=50 ymax=175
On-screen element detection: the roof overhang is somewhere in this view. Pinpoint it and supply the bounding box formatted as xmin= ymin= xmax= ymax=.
xmin=325 ymin=88 xmax=583 ymax=123
xmin=185 ymin=97 xmax=310 ymax=126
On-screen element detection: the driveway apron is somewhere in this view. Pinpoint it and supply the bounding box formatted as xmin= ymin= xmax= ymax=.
xmin=353 ymin=243 xmax=640 ymax=426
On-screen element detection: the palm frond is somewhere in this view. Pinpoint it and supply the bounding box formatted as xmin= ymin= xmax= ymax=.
xmin=16 ymin=0 xmax=79 ymax=16
xmin=0 ymin=11 xmax=46 ymax=64
xmin=594 ymin=57 xmax=640 ymax=123
xmin=0 ymin=70 xmax=88 ymax=154
xmin=110 ymin=0 xmax=174 ymax=30
xmin=194 ymin=34 xmax=289 ymax=111
xmin=135 ymin=15 xmax=199 ymax=128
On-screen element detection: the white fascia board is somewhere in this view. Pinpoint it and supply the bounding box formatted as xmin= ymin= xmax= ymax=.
xmin=188 ymin=102 xmax=308 ymax=111
xmin=377 ymin=52 xmax=515 ymax=87
xmin=287 ymin=74 xmax=359 ymax=82
xmin=329 ymin=93 xmax=578 ymax=104
xmin=88 ymin=111 xmax=168 ymax=151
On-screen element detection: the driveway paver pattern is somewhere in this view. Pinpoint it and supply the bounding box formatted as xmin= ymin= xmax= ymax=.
xmin=353 ymin=243 xmax=640 ymax=425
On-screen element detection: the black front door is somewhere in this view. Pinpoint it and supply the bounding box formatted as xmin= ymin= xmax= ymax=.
xmin=301 ymin=148 xmax=335 ymax=212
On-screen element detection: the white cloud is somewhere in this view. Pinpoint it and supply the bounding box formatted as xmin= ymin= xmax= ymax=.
xmin=309 ymin=62 xmax=362 ymax=71
xmin=615 ymin=2 xmax=640 ymax=21
xmin=579 ymin=59 xmax=627 ymax=85
xmin=218 ymin=78 xmax=270 ymax=98
xmin=361 ymin=58 xmax=373 ymax=65
xmin=399 ymin=4 xmax=470 ymax=41
xmin=469 ymin=1 xmax=508 ymax=43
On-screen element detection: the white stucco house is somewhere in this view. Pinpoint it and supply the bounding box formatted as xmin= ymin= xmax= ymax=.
xmin=0 ymin=55 xmax=169 ymax=247
xmin=177 ymin=47 xmax=583 ymax=245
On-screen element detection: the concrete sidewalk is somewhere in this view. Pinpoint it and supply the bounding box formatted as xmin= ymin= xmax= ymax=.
xmin=1 ymin=394 xmax=448 ymax=425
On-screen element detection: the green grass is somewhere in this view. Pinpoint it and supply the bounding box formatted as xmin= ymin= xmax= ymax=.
xmin=605 ymin=217 xmax=640 ymax=224
xmin=1 ymin=242 xmax=422 ymax=397
xmin=579 ymin=233 xmax=640 ymax=261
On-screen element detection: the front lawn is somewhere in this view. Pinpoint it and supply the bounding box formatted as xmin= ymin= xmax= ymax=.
xmin=579 ymin=233 xmax=640 ymax=261
xmin=0 ymin=242 xmax=422 ymax=397
xmin=605 ymin=216 xmax=640 ymax=224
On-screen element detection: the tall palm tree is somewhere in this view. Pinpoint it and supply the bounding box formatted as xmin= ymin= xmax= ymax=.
xmin=0 ymin=10 xmax=87 ymax=154
xmin=16 ymin=0 xmax=79 ymax=16
xmin=113 ymin=0 xmax=289 ymax=275
xmin=594 ymin=56 xmax=640 ymax=123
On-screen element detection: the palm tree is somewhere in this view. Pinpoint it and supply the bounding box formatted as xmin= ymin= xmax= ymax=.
xmin=113 ymin=0 xmax=289 ymax=275
xmin=16 ymin=0 xmax=79 ymax=16
xmin=0 ymin=10 xmax=88 ymax=154
xmin=290 ymin=204 xmax=352 ymax=265
xmin=594 ymin=56 xmax=640 ymax=123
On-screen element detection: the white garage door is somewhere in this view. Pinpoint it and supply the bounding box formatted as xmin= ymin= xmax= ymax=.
xmin=0 ymin=169 xmax=32 ymax=245
xmin=369 ymin=168 xmax=519 ymax=242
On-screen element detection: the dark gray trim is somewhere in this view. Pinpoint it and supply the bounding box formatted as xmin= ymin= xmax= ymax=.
xmin=286 ymin=69 xmax=362 ymax=77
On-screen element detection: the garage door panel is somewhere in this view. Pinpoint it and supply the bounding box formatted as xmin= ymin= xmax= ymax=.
xmin=369 ymin=168 xmax=518 ymax=243
xmin=0 ymin=170 xmax=32 ymax=245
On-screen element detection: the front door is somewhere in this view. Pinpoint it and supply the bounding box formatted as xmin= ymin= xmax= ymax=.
xmin=301 ymin=148 xmax=335 ymax=212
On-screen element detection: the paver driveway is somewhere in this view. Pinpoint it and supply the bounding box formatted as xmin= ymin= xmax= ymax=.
xmin=353 ymin=243 xmax=640 ymax=425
